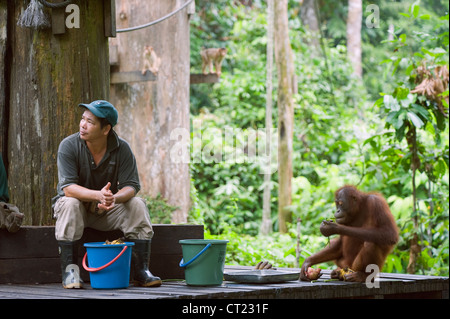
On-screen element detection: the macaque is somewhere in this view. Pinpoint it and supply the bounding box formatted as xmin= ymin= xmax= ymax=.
xmin=200 ymin=47 xmax=227 ymax=76
xmin=300 ymin=185 xmax=399 ymax=282
xmin=0 ymin=202 xmax=24 ymax=233
xmin=142 ymin=45 xmax=162 ymax=75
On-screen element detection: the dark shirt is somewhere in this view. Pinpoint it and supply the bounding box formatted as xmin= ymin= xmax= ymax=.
xmin=0 ymin=153 xmax=9 ymax=202
xmin=52 ymin=131 xmax=140 ymax=206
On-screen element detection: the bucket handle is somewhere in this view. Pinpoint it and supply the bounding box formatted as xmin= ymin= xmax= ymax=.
xmin=179 ymin=243 xmax=212 ymax=267
xmin=82 ymin=246 xmax=129 ymax=272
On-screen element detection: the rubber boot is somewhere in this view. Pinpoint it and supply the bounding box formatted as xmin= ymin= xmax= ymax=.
xmin=128 ymin=239 xmax=162 ymax=287
xmin=58 ymin=241 xmax=83 ymax=289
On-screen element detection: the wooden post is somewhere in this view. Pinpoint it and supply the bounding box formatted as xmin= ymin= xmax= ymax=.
xmin=6 ymin=0 xmax=110 ymax=225
xmin=104 ymin=0 xmax=116 ymax=37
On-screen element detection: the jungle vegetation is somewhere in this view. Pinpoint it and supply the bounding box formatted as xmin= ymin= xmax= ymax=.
xmin=186 ymin=0 xmax=449 ymax=276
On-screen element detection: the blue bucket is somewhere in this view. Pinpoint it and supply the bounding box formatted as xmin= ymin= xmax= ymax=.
xmin=83 ymin=242 xmax=134 ymax=289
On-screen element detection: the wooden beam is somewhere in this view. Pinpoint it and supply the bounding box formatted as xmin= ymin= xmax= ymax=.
xmin=109 ymin=44 xmax=119 ymax=66
xmin=111 ymin=72 xmax=218 ymax=85
xmin=51 ymin=0 xmax=66 ymax=35
xmin=190 ymin=73 xmax=220 ymax=84
xmin=110 ymin=71 xmax=157 ymax=84
xmin=104 ymin=0 xmax=116 ymax=37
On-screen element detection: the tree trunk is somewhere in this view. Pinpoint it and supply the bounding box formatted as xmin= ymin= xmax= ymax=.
xmin=346 ymin=0 xmax=362 ymax=77
xmin=4 ymin=0 xmax=110 ymax=225
xmin=261 ymin=0 xmax=274 ymax=236
xmin=407 ymin=166 xmax=420 ymax=274
xmin=274 ymin=0 xmax=295 ymax=234
xmin=407 ymin=126 xmax=421 ymax=274
xmin=110 ymin=0 xmax=192 ymax=223
xmin=300 ymin=0 xmax=320 ymax=49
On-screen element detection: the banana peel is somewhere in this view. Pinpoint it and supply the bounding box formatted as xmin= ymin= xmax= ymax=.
xmin=254 ymin=261 xmax=273 ymax=270
xmin=338 ymin=267 xmax=355 ymax=281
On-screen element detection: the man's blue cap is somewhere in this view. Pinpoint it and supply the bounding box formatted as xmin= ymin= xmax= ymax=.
xmin=78 ymin=100 xmax=118 ymax=127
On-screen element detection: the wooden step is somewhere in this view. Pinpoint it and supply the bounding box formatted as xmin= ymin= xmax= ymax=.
xmin=0 ymin=225 xmax=204 ymax=284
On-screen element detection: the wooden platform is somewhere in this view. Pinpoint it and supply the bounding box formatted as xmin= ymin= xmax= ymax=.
xmin=0 ymin=266 xmax=447 ymax=299
xmin=1 ymin=226 xmax=448 ymax=300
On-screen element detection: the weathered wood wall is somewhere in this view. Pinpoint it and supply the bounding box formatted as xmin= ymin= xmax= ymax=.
xmin=2 ymin=1 xmax=110 ymax=225
xmin=110 ymin=0 xmax=193 ymax=223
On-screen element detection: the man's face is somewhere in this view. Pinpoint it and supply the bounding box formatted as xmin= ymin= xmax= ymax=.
xmin=79 ymin=110 xmax=109 ymax=142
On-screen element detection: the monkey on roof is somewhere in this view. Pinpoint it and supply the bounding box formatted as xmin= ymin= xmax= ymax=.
xmin=142 ymin=45 xmax=162 ymax=75
xmin=200 ymin=47 xmax=227 ymax=76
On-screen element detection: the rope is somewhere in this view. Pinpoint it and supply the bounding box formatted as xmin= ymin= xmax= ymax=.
xmin=37 ymin=0 xmax=72 ymax=9
xmin=17 ymin=0 xmax=51 ymax=29
xmin=117 ymin=0 xmax=194 ymax=33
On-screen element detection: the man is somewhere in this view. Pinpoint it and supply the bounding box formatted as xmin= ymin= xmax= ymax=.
xmin=53 ymin=100 xmax=161 ymax=289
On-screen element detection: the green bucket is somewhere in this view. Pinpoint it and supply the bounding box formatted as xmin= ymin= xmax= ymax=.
xmin=179 ymin=239 xmax=228 ymax=286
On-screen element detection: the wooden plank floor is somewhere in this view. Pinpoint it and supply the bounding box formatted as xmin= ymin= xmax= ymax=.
xmin=0 ymin=266 xmax=447 ymax=299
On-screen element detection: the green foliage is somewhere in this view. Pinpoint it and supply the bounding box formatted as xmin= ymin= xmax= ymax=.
xmin=142 ymin=194 xmax=178 ymax=224
xmin=189 ymin=0 xmax=449 ymax=276
xmin=205 ymin=223 xmax=331 ymax=269
xmin=190 ymin=3 xmax=275 ymax=236
xmin=367 ymin=2 xmax=449 ymax=276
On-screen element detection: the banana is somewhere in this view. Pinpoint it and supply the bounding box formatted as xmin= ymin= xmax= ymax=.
xmin=255 ymin=261 xmax=263 ymax=269
xmin=104 ymin=238 xmax=125 ymax=245
xmin=254 ymin=261 xmax=273 ymax=270
xmin=338 ymin=267 xmax=355 ymax=281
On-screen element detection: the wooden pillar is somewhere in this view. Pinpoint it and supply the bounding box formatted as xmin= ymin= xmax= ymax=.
xmin=110 ymin=0 xmax=192 ymax=223
xmin=6 ymin=0 xmax=110 ymax=225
